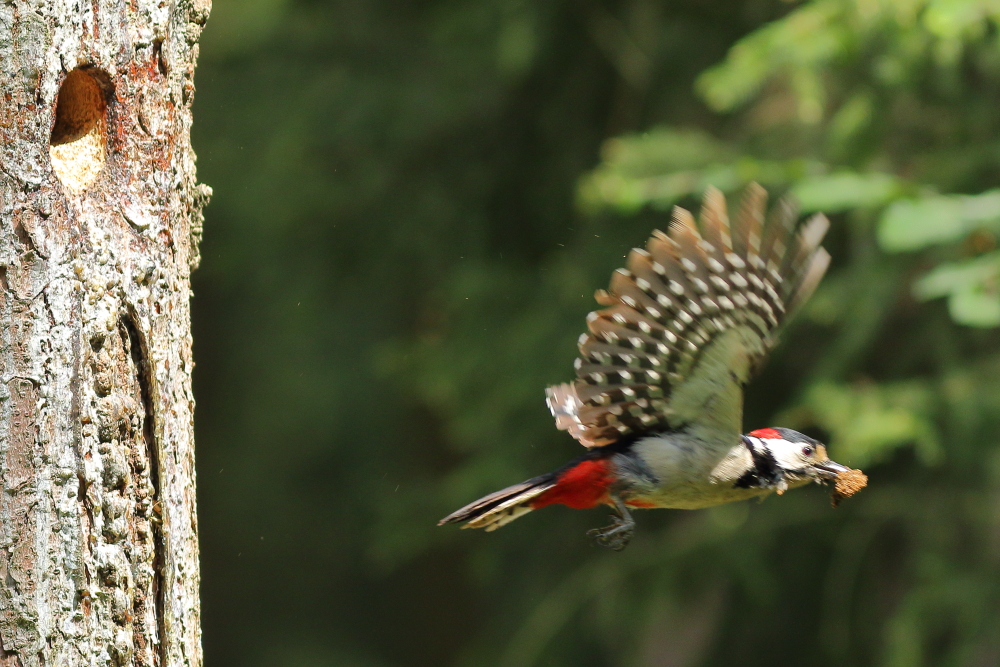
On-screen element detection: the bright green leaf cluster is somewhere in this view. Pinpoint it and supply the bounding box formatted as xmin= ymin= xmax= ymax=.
xmin=878 ymin=191 xmax=1000 ymax=326
xmin=914 ymin=250 xmax=1000 ymax=326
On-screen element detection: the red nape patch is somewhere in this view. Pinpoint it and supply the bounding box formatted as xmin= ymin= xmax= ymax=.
xmin=530 ymin=459 xmax=612 ymax=510
xmin=749 ymin=428 xmax=781 ymax=439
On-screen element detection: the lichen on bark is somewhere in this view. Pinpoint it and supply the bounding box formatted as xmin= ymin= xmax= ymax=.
xmin=0 ymin=0 xmax=210 ymax=664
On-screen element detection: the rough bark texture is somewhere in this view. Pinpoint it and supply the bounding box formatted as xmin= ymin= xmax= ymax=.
xmin=0 ymin=0 xmax=210 ymax=664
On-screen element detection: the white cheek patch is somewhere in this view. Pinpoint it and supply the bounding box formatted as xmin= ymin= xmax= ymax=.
xmin=766 ymin=439 xmax=806 ymax=469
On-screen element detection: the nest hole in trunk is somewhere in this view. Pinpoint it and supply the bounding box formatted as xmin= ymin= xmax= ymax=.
xmin=50 ymin=67 xmax=111 ymax=192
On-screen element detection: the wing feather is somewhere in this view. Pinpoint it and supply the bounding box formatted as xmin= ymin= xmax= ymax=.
xmin=546 ymin=184 xmax=831 ymax=448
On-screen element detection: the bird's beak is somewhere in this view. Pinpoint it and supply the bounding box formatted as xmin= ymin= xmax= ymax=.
xmin=810 ymin=459 xmax=850 ymax=480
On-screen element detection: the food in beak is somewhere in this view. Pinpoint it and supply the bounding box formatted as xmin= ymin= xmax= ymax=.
xmin=831 ymin=468 xmax=868 ymax=506
xmin=811 ymin=459 xmax=867 ymax=506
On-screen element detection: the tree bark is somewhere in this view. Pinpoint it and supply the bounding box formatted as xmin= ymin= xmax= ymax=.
xmin=0 ymin=0 xmax=210 ymax=664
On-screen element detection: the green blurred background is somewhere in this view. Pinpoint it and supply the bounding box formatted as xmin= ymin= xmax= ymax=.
xmin=190 ymin=1 xmax=1000 ymax=665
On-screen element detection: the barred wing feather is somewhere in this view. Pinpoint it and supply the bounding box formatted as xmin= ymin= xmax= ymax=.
xmin=545 ymin=184 xmax=830 ymax=448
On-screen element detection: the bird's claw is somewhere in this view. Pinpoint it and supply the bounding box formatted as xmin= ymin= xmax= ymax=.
xmin=587 ymin=515 xmax=634 ymax=551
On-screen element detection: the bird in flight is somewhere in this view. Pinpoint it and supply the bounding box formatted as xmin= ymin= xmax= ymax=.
xmin=439 ymin=184 xmax=866 ymax=550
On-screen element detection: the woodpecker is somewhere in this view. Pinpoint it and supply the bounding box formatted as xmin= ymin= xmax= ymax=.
xmin=439 ymin=184 xmax=864 ymax=550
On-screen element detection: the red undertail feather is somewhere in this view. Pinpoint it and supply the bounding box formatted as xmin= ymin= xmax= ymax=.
xmin=438 ymin=458 xmax=614 ymax=532
xmin=530 ymin=459 xmax=613 ymax=510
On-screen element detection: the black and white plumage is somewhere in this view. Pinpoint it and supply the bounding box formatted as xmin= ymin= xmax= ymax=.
xmin=440 ymin=185 xmax=860 ymax=549
xmin=546 ymin=184 xmax=830 ymax=448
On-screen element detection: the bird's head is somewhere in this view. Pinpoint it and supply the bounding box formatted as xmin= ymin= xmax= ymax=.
xmin=744 ymin=427 xmax=849 ymax=487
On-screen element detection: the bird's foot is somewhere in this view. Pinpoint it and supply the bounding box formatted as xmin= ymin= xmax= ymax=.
xmin=587 ymin=498 xmax=635 ymax=551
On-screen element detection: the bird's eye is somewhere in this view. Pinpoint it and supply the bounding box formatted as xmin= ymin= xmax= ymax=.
xmin=801 ymin=445 xmax=814 ymax=457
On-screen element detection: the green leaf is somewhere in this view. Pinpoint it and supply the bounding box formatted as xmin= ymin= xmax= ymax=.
xmin=948 ymin=284 xmax=1000 ymax=327
xmin=878 ymin=189 xmax=1000 ymax=252
xmin=597 ymin=128 xmax=733 ymax=178
xmin=790 ymin=171 xmax=902 ymax=213
xmin=913 ymin=251 xmax=1000 ymax=299
xmin=578 ymin=140 xmax=828 ymax=213
xmin=695 ymin=0 xmax=847 ymax=112
xmin=912 ymin=252 xmax=1000 ymax=327
xmin=827 ymin=92 xmax=875 ymax=150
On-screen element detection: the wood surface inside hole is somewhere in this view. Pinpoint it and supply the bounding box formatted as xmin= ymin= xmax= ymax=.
xmin=50 ymin=68 xmax=108 ymax=192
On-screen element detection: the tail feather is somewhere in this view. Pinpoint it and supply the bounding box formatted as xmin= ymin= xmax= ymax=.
xmin=439 ymin=474 xmax=556 ymax=532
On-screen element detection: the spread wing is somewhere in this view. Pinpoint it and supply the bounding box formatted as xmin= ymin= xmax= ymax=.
xmin=546 ymin=184 xmax=830 ymax=448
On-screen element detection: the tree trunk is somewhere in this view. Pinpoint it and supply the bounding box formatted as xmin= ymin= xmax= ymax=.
xmin=0 ymin=0 xmax=210 ymax=664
